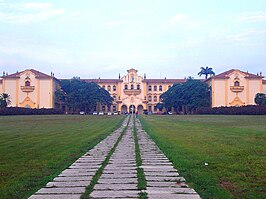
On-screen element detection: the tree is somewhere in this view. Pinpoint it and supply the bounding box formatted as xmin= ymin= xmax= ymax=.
xmin=255 ymin=93 xmax=266 ymax=105
xmin=160 ymin=79 xmax=210 ymax=114
xmin=0 ymin=93 xmax=11 ymax=108
xmin=56 ymin=78 xmax=113 ymax=113
xmin=198 ymin=67 xmax=215 ymax=79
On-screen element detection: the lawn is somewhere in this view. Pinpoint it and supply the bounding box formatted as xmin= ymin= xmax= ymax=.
xmin=0 ymin=115 xmax=124 ymax=199
xmin=140 ymin=115 xmax=266 ymax=199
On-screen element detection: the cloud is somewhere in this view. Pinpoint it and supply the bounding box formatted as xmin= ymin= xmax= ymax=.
xmin=107 ymin=20 xmax=126 ymax=27
xmin=18 ymin=2 xmax=53 ymax=10
xmin=236 ymin=12 xmax=266 ymax=22
xmin=164 ymin=14 xmax=202 ymax=31
xmin=212 ymin=29 xmax=266 ymax=42
xmin=0 ymin=2 xmax=65 ymax=24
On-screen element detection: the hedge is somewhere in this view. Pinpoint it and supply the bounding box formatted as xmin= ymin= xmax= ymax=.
xmin=0 ymin=107 xmax=64 ymax=115
xmin=196 ymin=105 xmax=266 ymax=115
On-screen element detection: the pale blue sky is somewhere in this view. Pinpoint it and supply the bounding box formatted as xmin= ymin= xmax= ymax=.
xmin=0 ymin=0 xmax=266 ymax=79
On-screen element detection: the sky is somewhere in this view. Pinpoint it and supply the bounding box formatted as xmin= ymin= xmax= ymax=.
xmin=0 ymin=0 xmax=266 ymax=79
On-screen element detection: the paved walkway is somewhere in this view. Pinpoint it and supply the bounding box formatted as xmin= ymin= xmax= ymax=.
xmin=29 ymin=115 xmax=200 ymax=199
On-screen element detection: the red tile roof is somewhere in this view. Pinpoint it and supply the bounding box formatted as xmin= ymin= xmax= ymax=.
xmin=2 ymin=69 xmax=54 ymax=79
xmin=211 ymin=69 xmax=263 ymax=79
xmin=82 ymin=79 xmax=122 ymax=83
xmin=145 ymin=79 xmax=187 ymax=84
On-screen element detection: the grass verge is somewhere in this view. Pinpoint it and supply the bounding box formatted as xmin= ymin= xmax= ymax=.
xmin=80 ymin=115 xmax=130 ymax=198
xmin=133 ymin=116 xmax=148 ymax=199
xmin=0 ymin=115 xmax=124 ymax=199
xmin=140 ymin=115 xmax=266 ymax=199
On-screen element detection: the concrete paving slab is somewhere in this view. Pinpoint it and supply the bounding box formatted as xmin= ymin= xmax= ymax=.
xmin=29 ymin=194 xmax=81 ymax=199
xmin=90 ymin=190 xmax=139 ymax=198
xmin=94 ymin=183 xmax=137 ymax=190
xmin=147 ymin=193 xmax=201 ymax=199
xmin=36 ymin=187 xmax=85 ymax=194
xmin=53 ymin=176 xmax=92 ymax=182
xmin=46 ymin=181 xmax=89 ymax=187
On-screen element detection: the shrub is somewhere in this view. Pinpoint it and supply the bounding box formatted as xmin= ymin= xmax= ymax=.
xmin=196 ymin=105 xmax=266 ymax=115
xmin=0 ymin=107 xmax=64 ymax=116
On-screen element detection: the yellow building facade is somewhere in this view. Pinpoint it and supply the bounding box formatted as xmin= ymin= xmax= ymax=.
xmin=206 ymin=69 xmax=266 ymax=107
xmin=0 ymin=68 xmax=265 ymax=111
xmin=84 ymin=68 xmax=185 ymax=113
xmin=0 ymin=69 xmax=59 ymax=108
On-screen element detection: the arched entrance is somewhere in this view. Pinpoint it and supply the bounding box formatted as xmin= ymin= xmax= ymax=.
xmin=121 ymin=105 xmax=127 ymax=114
xmin=129 ymin=105 xmax=136 ymax=113
xmin=137 ymin=105 xmax=144 ymax=114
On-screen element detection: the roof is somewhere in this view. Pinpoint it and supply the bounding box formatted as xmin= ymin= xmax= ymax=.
xmin=81 ymin=79 xmax=123 ymax=84
xmin=210 ymin=69 xmax=263 ymax=80
xmin=2 ymin=69 xmax=55 ymax=79
xmin=145 ymin=79 xmax=187 ymax=84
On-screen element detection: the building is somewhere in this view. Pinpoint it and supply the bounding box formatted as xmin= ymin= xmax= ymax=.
xmin=0 ymin=68 xmax=265 ymax=111
xmin=84 ymin=68 xmax=186 ymax=114
xmin=206 ymin=69 xmax=266 ymax=107
xmin=0 ymin=69 xmax=59 ymax=108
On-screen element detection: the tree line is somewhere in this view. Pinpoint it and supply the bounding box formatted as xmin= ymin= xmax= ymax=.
xmin=55 ymin=78 xmax=113 ymax=113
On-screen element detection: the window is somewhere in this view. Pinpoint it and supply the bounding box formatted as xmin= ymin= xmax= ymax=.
xmin=154 ymin=96 xmax=157 ymax=102
xmin=102 ymin=85 xmax=105 ymax=89
xmin=159 ymin=85 xmax=162 ymax=91
xmin=25 ymin=81 xmax=31 ymax=86
xmin=137 ymin=85 xmax=140 ymax=90
xmin=107 ymin=85 xmax=111 ymax=91
xmin=125 ymin=85 xmax=128 ymax=90
xmin=148 ymin=85 xmax=152 ymax=91
xmin=154 ymin=85 xmax=157 ymax=91
xmin=131 ymin=84 xmax=134 ymax=90
xmin=113 ymin=95 xmax=116 ymax=100
xmin=148 ymin=96 xmax=152 ymax=101
xmin=168 ymin=85 xmax=171 ymax=89
xmin=234 ymin=81 xmax=240 ymax=86
xmin=113 ymin=105 xmax=117 ymax=112
xmin=113 ymin=85 xmax=116 ymax=91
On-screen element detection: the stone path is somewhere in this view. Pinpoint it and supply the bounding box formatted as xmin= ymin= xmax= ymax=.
xmin=90 ymin=115 xmax=139 ymax=198
xmin=29 ymin=115 xmax=201 ymax=199
xmin=29 ymin=116 xmax=130 ymax=199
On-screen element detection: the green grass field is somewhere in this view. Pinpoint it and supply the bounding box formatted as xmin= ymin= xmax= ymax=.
xmin=0 ymin=115 xmax=124 ymax=199
xmin=140 ymin=115 xmax=266 ymax=199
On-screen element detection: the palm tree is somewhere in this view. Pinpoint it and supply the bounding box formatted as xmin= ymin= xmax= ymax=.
xmin=198 ymin=67 xmax=215 ymax=79
xmin=0 ymin=93 xmax=11 ymax=108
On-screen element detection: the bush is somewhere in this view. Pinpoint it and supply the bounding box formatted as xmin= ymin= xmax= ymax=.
xmin=196 ymin=105 xmax=266 ymax=115
xmin=0 ymin=107 xmax=64 ymax=116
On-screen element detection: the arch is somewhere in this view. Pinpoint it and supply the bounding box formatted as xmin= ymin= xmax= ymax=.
xmin=159 ymin=85 xmax=162 ymax=91
xmin=137 ymin=105 xmax=144 ymax=114
xmin=129 ymin=105 xmax=136 ymax=113
xmin=148 ymin=85 xmax=152 ymax=91
xmin=154 ymin=96 xmax=158 ymax=102
xmin=107 ymin=85 xmax=111 ymax=91
xmin=121 ymin=105 xmax=127 ymax=114
xmin=131 ymin=84 xmax=134 ymax=90
xmin=113 ymin=85 xmax=117 ymax=91
xmin=25 ymin=80 xmax=31 ymax=86
xmin=24 ymin=104 xmax=31 ymax=108
xmin=154 ymin=85 xmax=157 ymax=91
xmin=137 ymin=84 xmax=140 ymax=90
xmin=234 ymin=81 xmax=240 ymax=86
xmin=124 ymin=85 xmax=128 ymax=90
